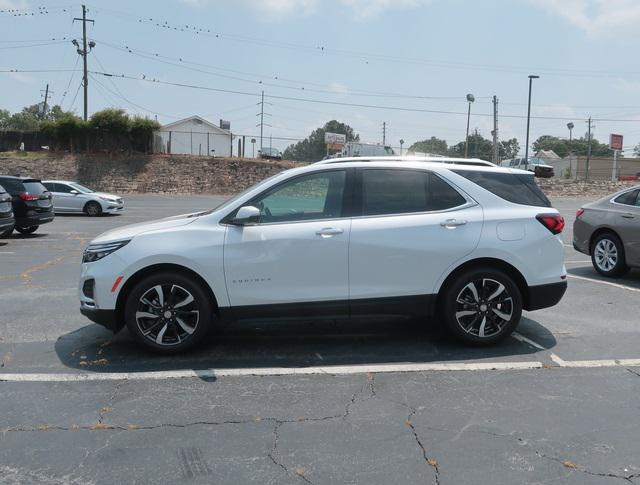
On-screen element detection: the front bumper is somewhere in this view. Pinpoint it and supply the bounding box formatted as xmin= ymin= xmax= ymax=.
xmin=80 ymin=306 xmax=122 ymax=332
xmin=525 ymin=281 xmax=567 ymax=311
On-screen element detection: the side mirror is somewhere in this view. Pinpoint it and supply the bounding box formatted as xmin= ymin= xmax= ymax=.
xmin=70 ymin=189 xmax=79 ymax=195
xmin=231 ymin=205 xmax=260 ymax=226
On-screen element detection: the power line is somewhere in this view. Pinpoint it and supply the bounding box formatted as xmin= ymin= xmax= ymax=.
xmin=88 ymin=70 xmax=640 ymax=123
xmin=0 ymin=41 xmax=68 ymax=50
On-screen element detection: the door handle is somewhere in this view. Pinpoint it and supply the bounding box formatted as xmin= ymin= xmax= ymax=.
xmin=621 ymin=214 xmax=635 ymax=219
xmin=440 ymin=219 xmax=467 ymax=228
xmin=315 ymin=227 xmax=344 ymax=237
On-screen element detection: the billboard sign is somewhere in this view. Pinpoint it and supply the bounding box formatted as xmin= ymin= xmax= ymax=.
xmin=324 ymin=132 xmax=346 ymax=145
xmin=610 ymin=134 xmax=623 ymax=151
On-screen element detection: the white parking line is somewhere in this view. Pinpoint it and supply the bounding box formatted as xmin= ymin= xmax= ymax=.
xmin=0 ymin=361 xmax=545 ymax=382
xmin=551 ymin=353 xmax=640 ymax=368
xmin=567 ymin=274 xmax=640 ymax=293
xmin=512 ymin=332 xmax=546 ymax=351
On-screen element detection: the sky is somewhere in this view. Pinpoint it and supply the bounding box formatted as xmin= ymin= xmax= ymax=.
xmin=2 ymin=0 xmax=640 ymax=154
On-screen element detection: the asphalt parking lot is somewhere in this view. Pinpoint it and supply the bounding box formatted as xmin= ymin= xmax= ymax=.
xmin=1 ymin=195 xmax=639 ymax=484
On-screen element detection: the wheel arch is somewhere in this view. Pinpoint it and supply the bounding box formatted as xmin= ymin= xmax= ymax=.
xmin=114 ymin=263 xmax=219 ymax=331
xmin=83 ymin=199 xmax=102 ymax=213
xmin=437 ymin=257 xmax=530 ymax=310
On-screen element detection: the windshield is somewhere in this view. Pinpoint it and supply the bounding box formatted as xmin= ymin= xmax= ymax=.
xmin=70 ymin=183 xmax=95 ymax=193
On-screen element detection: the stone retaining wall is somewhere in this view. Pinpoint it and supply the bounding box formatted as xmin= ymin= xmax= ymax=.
xmin=0 ymin=153 xmax=637 ymax=198
xmin=0 ymin=154 xmax=299 ymax=195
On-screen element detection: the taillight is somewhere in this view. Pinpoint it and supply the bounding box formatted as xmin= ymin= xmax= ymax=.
xmin=18 ymin=192 xmax=38 ymax=201
xmin=536 ymin=214 xmax=565 ymax=235
xmin=576 ymin=208 xmax=584 ymax=219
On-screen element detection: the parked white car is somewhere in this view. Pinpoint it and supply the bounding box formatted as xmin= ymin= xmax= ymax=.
xmin=78 ymin=157 xmax=567 ymax=353
xmin=42 ymin=180 xmax=124 ymax=216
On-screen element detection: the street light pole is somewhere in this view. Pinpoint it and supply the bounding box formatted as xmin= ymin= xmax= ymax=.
xmin=464 ymin=94 xmax=475 ymax=158
xmin=567 ymin=122 xmax=574 ymax=178
xmin=524 ymin=75 xmax=539 ymax=171
xmin=399 ymin=139 xmax=404 ymax=156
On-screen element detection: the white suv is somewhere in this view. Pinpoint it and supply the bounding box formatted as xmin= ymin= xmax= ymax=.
xmin=79 ymin=157 xmax=567 ymax=353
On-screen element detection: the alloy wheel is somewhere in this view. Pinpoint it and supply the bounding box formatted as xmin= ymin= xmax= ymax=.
xmin=594 ymin=239 xmax=618 ymax=272
xmin=135 ymin=284 xmax=200 ymax=346
xmin=455 ymin=278 xmax=514 ymax=338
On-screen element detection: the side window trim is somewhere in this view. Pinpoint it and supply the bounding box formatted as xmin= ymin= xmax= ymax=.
xmin=612 ymin=189 xmax=640 ymax=207
xmin=221 ymin=168 xmax=353 ymax=225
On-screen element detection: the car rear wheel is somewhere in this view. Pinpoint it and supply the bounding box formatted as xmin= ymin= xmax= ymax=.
xmin=84 ymin=201 xmax=102 ymax=217
xmin=591 ymin=233 xmax=629 ymax=277
xmin=15 ymin=226 xmax=38 ymax=235
xmin=124 ymin=272 xmax=214 ymax=353
xmin=441 ymin=267 xmax=522 ymax=346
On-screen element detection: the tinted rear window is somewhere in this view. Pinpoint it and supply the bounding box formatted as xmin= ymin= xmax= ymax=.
xmin=23 ymin=181 xmax=48 ymax=195
xmin=453 ymin=170 xmax=551 ymax=207
xmin=614 ymin=189 xmax=639 ymax=206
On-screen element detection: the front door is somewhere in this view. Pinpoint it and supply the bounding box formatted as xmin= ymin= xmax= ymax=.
xmin=614 ymin=189 xmax=640 ymax=266
xmin=348 ymin=168 xmax=483 ymax=314
xmin=223 ymin=169 xmax=351 ymax=318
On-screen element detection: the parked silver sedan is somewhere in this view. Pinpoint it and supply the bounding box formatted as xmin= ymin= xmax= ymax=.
xmin=573 ymin=185 xmax=640 ymax=276
xmin=42 ymin=180 xmax=124 ymax=216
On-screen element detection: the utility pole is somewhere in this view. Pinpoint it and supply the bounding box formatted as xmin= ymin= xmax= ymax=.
xmin=473 ymin=128 xmax=479 ymax=158
xmin=585 ymin=117 xmax=594 ymax=180
xmin=40 ymin=83 xmax=52 ymax=119
xmin=73 ymin=4 xmax=94 ymax=121
xmin=256 ymin=90 xmax=271 ymax=152
xmin=382 ymin=121 xmax=386 ymax=146
xmin=524 ymin=75 xmax=540 ymax=171
xmin=492 ymin=95 xmax=499 ymax=164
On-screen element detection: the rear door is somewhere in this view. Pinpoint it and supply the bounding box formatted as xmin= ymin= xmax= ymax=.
xmin=348 ymin=168 xmax=483 ymax=314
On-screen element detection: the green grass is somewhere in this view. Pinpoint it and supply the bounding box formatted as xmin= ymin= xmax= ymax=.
xmin=0 ymin=150 xmax=51 ymax=159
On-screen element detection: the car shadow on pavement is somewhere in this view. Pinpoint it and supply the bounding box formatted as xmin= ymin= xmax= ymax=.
xmin=53 ymin=316 xmax=556 ymax=374
xmin=568 ymin=265 xmax=640 ymax=288
xmin=8 ymin=232 xmax=49 ymax=239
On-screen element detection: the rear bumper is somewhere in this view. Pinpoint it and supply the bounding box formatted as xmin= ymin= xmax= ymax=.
xmin=15 ymin=211 xmax=54 ymax=228
xmin=80 ymin=306 xmax=122 ymax=332
xmin=525 ymin=281 xmax=567 ymax=311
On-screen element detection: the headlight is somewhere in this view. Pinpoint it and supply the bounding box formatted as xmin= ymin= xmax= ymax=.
xmin=83 ymin=240 xmax=130 ymax=263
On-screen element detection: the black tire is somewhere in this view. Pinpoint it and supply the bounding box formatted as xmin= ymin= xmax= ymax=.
xmin=440 ymin=267 xmax=522 ymax=346
xmin=0 ymin=227 xmax=13 ymax=238
xmin=15 ymin=225 xmax=38 ymax=235
xmin=124 ymin=272 xmax=214 ymax=354
xmin=84 ymin=201 xmax=102 ymax=217
xmin=591 ymin=232 xmax=629 ymax=277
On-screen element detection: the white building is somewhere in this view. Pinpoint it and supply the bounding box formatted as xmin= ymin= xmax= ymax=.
xmin=154 ymin=116 xmax=233 ymax=156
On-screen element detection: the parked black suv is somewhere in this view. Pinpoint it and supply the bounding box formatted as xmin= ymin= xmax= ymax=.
xmin=0 ymin=176 xmax=54 ymax=235
xmin=0 ymin=183 xmax=15 ymax=237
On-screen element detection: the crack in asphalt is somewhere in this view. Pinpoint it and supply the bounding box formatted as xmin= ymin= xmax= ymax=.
xmin=268 ymin=421 xmax=314 ymax=485
xmin=626 ymin=368 xmax=640 ymax=378
xmin=97 ymin=380 xmax=124 ymax=424
xmin=406 ymin=406 xmax=440 ymax=485
xmin=537 ymin=451 xmax=639 ymax=483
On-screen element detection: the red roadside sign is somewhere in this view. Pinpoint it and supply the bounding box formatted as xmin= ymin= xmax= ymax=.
xmin=610 ymin=134 xmax=623 ymax=151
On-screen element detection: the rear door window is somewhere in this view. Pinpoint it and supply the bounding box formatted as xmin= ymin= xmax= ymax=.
xmin=614 ymin=189 xmax=640 ymax=206
xmin=361 ymin=169 xmax=466 ymax=216
xmin=453 ymin=170 xmax=551 ymax=207
xmin=0 ymin=178 xmax=25 ymax=194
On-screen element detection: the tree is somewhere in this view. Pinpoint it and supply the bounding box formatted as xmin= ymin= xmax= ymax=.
xmin=41 ymin=113 xmax=87 ymax=152
xmin=283 ymin=120 xmax=359 ymax=162
xmin=448 ymin=132 xmax=494 ymax=160
xmin=408 ymin=137 xmax=448 ymax=155
xmin=634 ymin=143 xmax=640 ymax=157
xmin=499 ymin=138 xmax=520 ymax=160
xmin=129 ymin=116 xmax=161 ymax=153
xmin=532 ymin=134 xmax=611 ymax=158
xmin=0 ymin=109 xmax=10 ymax=129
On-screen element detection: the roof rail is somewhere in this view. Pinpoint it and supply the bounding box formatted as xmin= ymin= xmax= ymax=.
xmin=314 ymin=156 xmax=496 ymax=167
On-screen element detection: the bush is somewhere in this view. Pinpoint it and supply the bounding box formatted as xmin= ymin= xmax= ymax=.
xmin=130 ymin=116 xmax=160 ymax=153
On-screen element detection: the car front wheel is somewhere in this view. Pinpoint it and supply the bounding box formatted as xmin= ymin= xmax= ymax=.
xmin=591 ymin=233 xmax=628 ymax=277
xmin=124 ymin=272 xmax=214 ymax=353
xmin=441 ymin=268 xmax=522 ymax=346
xmin=84 ymin=201 xmax=103 ymax=217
